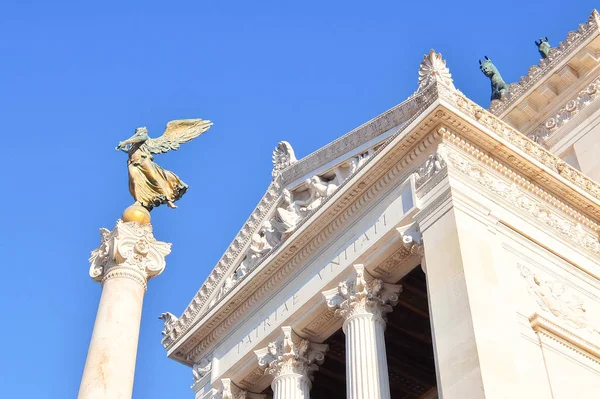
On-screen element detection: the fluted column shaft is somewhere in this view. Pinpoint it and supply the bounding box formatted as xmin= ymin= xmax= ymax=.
xmin=324 ymin=264 xmax=401 ymax=399
xmin=344 ymin=313 xmax=390 ymax=399
xmin=272 ymin=373 xmax=311 ymax=399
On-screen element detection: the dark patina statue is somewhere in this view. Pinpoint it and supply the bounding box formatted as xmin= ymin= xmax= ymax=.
xmin=535 ymin=37 xmax=551 ymax=59
xmin=479 ymin=56 xmax=508 ymax=101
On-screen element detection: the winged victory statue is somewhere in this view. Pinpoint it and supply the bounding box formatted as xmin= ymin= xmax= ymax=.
xmin=116 ymin=119 xmax=212 ymax=210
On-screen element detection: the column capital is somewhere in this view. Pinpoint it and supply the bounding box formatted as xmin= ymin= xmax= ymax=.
xmin=88 ymin=219 xmax=171 ymax=290
xmin=324 ymin=264 xmax=402 ymax=324
xmin=255 ymin=326 xmax=328 ymax=380
xmin=213 ymin=378 xmax=267 ymax=399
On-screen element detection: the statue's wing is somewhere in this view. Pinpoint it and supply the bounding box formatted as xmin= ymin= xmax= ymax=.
xmin=145 ymin=119 xmax=212 ymax=154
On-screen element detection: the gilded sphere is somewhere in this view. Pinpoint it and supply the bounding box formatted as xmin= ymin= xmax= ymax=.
xmin=122 ymin=204 xmax=151 ymax=224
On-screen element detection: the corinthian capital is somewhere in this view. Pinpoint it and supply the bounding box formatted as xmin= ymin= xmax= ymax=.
xmin=255 ymin=326 xmax=328 ymax=380
xmin=324 ymin=264 xmax=402 ymax=322
xmin=88 ymin=219 xmax=171 ymax=290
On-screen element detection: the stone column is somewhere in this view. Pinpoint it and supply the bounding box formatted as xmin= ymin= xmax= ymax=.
xmin=324 ymin=264 xmax=401 ymax=399
xmin=79 ymin=210 xmax=171 ymax=399
xmin=255 ymin=326 xmax=328 ymax=399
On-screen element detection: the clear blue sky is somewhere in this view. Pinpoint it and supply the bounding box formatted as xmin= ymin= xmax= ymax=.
xmin=0 ymin=1 xmax=596 ymax=397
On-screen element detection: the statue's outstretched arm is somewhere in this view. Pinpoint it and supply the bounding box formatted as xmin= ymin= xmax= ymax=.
xmin=116 ymin=133 xmax=149 ymax=151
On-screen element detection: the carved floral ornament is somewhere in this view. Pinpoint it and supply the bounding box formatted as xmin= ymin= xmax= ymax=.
xmin=88 ymin=220 xmax=171 ymax=290
xmin=528 ymin=77 xmax=600 ymax=144
xmin=324 ymin=264 xmax=402 ymax=325
xmin=417 ymin=49 xmax=456 ymax=92
xmin=255 ymin=326 xmax=328 ymax=380
xmin=490 ymin=9 xmax=600 ymax=115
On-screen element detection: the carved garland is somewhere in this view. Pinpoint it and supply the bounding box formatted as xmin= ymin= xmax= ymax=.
xmin=443 ymin=84 xmax=600 ymax=214
xmin=527 ymin=76 xmax=600 ymax=144
xmin=490 ymin=9 xmax=600 ymax=115
xmin=440 ymin=134 xmax=600 ymax=261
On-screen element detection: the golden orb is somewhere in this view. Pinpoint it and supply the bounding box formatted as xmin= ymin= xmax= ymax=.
xmin=122 ymin=204 xmax=151 ymax=224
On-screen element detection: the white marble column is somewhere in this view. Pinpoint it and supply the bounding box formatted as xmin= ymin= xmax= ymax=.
xmin=255 ymin=326 xmax=328 ymax=399
xmin=324 ymin=264 xmax=401 ymax=399
xmin=79 ymin=218 xmax=171 ymax=399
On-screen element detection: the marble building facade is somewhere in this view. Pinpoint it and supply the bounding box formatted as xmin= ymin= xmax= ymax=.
xmin=160 ymin=10 xmax=600 ymax=398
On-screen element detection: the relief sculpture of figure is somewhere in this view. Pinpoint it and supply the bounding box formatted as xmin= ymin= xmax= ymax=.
xmin=116 ymin=119 xmax=212 ymax=210
xmin=302 ymin=175 xmax=339 ymax=211
xmin=272 ymin=189 xmax=306 ymax=234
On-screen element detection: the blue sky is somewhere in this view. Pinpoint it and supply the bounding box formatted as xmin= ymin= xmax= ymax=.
xmin=0 ymin=1 xmax=597 ymax=397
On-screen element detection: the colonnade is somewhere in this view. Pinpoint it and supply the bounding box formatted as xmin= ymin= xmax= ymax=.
xmin=215 ymin=264 xmax=402 ymax=399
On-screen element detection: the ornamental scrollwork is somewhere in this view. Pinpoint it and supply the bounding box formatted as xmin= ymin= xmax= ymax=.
xmin=324 ymin=264 xmax=402 ymax=322
xmin=88 ymin=220 xmax=171 ymax=289
xmin=255 ymin=326 xmax=328 ymax=380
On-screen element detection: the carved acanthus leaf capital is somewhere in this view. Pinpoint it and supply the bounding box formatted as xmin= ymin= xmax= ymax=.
xmin=324 ymin=264 xmax=402 ymax=322
xmin=88 ymin=219 xmax=171 ymax=289
xmin=214 ymin=378 xmax=267 ymax=399
xmin=255 ymin=326 xmax=328 ymax=380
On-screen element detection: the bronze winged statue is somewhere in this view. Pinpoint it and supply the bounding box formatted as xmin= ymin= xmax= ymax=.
xmin=116 ymin=119 xmax=212 ymax=210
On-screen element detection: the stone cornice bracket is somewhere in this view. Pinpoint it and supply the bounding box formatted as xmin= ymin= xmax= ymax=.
xmin=324 ymin=264 xmax=402 ymax=329
xmin=416 ymin=49 xmax=456 ymax=93
xmin=398 ymin=226 xmax=424 ymax=259
xmin=88 ymin=219 xmax=172 ymax=291
xmin=255 ymin=326 xmax=328 ymax=381
xmin=272 ymin=141 xmax=297 ymax=179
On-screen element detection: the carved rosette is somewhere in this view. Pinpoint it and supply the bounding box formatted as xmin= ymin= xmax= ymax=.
xmin=324 ymin=264 xmax=402 ymax=326
xmin=255 ymin=326 xmax=328 ymax=380
xmin=88 ymin=219 xmax=171 ymax=290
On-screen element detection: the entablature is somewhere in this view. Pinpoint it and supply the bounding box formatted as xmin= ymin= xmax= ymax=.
xmin=164 ymin=51 xmax=600 ymax=379
xmin=491 ymin=10 xmax=600 ymax=132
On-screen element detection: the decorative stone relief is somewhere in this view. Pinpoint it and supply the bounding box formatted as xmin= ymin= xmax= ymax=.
xmin=417 ymin=49 xmax=456 ymax=92
xmin=207 ymin=153 xmax=373 ymax=312
xmin=528 ymin=77 xmax=600 ymax=143
xmin=325 ymin=264 xmax=402 ymax=321
xmin=192 ymin=357 xmax=212 ymax=384
xmin=255 ymin=326 xmax=328 ymax=380
xmin=213 ymin=378 xmax=266 ymax=399
xmin=88 ymin=220 xmax=171 ymax=290
xmin=443 ymin=145 xmax=600 ymax=258
xmin=414 ymin=150 xmax=447 ymax=189
xmin=272 ymin=141 xmax=297 ymax=179
xmin=518 ymin=265 xmax=600 ymax=336
xmin=490 ymin=9 xmax=600 ymax=115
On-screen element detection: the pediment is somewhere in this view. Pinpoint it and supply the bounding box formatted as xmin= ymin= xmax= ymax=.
xmin=162 ymin=48 xmax=600 ymax=366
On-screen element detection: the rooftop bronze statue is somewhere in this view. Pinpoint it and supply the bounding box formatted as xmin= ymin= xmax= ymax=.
xmin=479 ymin=56 xmax=508 ymax=101
xmin=116 ymin=119 xmax=212 ymax=210
xmin=535 ymin=37 xmax=551 ymax=59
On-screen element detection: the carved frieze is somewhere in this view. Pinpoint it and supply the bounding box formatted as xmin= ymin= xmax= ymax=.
xmin=528 ymin=77 xmax=600 ymax=144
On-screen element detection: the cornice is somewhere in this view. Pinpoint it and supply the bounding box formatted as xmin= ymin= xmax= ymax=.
xmin=162 ymin=83 xmax=442 ymax=351
xmin=527 ymin=75 xmax=600 ymax=145
xmin=167 ymin=60 xmax=600 ymax=366
xmin=168 ymin=94 xmax=446 ymax=363
xmin=490 ymin=9 xmax=600 ymax=117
